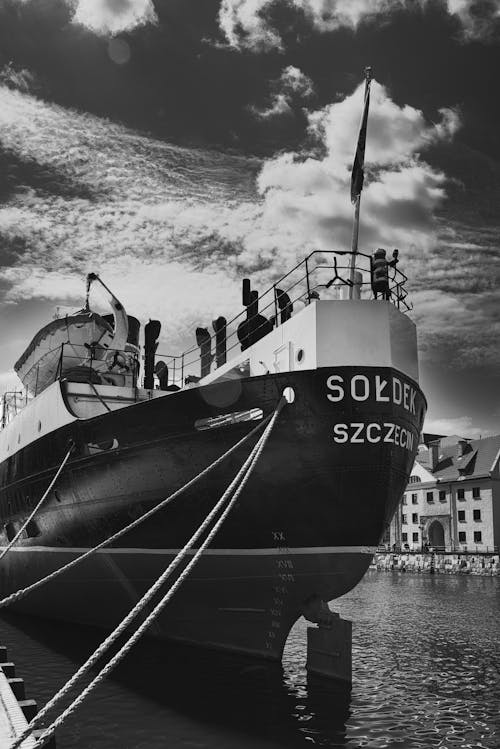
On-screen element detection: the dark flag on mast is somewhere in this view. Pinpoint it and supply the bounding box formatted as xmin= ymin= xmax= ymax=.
xmin=350 ymin=68 xmax=372 ymax=204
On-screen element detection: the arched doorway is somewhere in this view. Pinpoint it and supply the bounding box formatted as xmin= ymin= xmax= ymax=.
xmin=428 ymin=520 xmax=445 ymax=548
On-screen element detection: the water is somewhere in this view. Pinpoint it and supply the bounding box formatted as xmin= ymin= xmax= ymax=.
xmin=0 ymin=572 xmax=499 ymax=749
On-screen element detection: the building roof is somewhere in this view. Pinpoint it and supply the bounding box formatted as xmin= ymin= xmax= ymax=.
xmin=421 ymin=432 xmax=445 ymax=446
xmin=416 ymin=434 xmax=500 ymax=481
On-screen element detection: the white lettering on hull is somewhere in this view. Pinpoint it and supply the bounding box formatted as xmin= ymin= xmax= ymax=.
xmin=326 ymin=373 xmax=417 ymax=416
xmin=332 ymin=422 xmax=415 ymax=452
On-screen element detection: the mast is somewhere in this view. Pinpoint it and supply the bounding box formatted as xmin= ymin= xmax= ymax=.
xmin=348 ymin=66 xmax=372 ymax=298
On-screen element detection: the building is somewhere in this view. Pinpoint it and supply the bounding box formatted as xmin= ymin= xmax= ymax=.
xmin=388 ymin=434 xmax=500 ymax=553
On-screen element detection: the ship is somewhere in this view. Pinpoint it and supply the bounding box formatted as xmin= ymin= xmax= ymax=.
xmin=0 ymin=251 xmax=426 ymax=660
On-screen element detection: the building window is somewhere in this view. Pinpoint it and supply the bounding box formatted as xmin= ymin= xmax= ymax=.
xmin=409 ymin=475 xmax=421 ymax=484
xmin=411 ymin=493 xmax=418 ymax=504
xmin=401 ymin=514 xmax=407 ymax=524
xmin=439 ymin=490 xmax=446 ymax=502
xmin=474 ymin=531 xmax=482 ymax=543
xmin=412 ymin=513 xmax=418 ymax=524
xmin=458 ymin=510 xmax=466 ymax=522
xmin=402 ymin=532 xmax=408 ymax=542
xmin=473 ymin=509 xmax=481 ymax=521
xmin=412 ymin=532 xmax=419 ymax=542
xmin=458 ymin=531 xmax=466 ymax=543
xmin=457 ymin=488 xmax=465 ymax=500
xmin=402 ymin=495 xmax=407 ymax=504
xmin=472 ymin=487 xmax=481 ymax=499
xmin=426 ymin=491 xmax=434 ymax=503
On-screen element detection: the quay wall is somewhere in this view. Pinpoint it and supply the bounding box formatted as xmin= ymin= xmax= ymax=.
xmin=371 ymin=552 xmax=500 ymax=575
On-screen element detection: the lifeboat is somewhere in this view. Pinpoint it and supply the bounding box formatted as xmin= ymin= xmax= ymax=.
xmin=14 ymin=274 xmax=139 ymax=396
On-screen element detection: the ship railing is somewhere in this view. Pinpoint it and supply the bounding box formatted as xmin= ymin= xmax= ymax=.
xmin=0 ymin=390 xmax=31 ymax=429
xmin=55 ymin=343 xmax=141 ymax=391
xmin=13 ymin=343 xmax=141 ymax=400
xmin=3 ymin=249 xmax=411 ymax=401
xmin=156 ymin=249 xmax=410 ymax=388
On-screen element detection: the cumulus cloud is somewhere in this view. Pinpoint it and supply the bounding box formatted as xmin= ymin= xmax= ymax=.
xmin=251 ymin=65 xmax=314 ymax=118
xmin=219 ymin=0 xmax=403 ymax=49
xmin=219 ymin=0 xmax=285 ymax=50
xmin=72 ymin=0 xmax=157 ymax=36
xmin=218 ymin=0 xmax=498 ymax=50
xmin=255 ymin=80 xmax=459 ymax=256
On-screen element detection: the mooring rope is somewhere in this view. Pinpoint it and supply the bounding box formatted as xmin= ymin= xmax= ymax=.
xmin=0 ymin=443 xmax=74 ymax=563
xmin=10 ymin=396 xmax=285 ymax=749
xmin=0 ymin=412 xmax=272 ymax=609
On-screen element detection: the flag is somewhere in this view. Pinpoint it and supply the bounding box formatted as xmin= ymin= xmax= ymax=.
xmin=350 ymin=75 xmax=372 ymax=204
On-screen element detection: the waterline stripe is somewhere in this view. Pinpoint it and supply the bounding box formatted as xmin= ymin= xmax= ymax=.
xmin=0 ymin=545 xmax=376 ymax=556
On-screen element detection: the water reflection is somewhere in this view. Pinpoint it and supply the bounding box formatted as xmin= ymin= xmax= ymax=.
xmin=0 ymin=572 xmax=498 ymax=748
xmin=0 ymin=609 xmax=351 ymax=748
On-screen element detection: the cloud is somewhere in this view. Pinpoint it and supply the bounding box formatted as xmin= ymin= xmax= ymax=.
xmin=0 ymin=84 xmax=262 ymax=354
xmin=447 ymin=0 xmax=500 ymax=41
xmin=1 ymin=261 xmax=243 ymax=354
xmin=218 ymin=0 xmax=499 ymax=50
xmin=250 ymin=65 xmax=314 ymax=118
xmin=424 ymin=415 xmax=491 ymax=440
xmin=0 ymin=63 xmax=41 ymax=95
xmin=218 ymin=0 xmax=285 ymax=50
xmin=218 ymin=0 xmax=404 ymax=49
xmin=2 ymin=79 xmax=499 ymax=383
xmin=254 ymin=80 xmax=459 ymax=257
xmin=72 ymin=0 xmax=157 ymax=36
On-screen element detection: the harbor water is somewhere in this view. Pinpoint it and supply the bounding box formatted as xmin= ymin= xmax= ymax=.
xmin=0 ymin=571 xmax=498 ymax=749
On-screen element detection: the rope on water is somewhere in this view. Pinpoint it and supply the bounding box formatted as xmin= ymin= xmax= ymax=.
xmin=0 ymin=412 xmax=272 ymax=609
xmin=9 ymin=397 xmax=285 ymax=749
xmin=0 ymin=443 xmax=74 ymax=563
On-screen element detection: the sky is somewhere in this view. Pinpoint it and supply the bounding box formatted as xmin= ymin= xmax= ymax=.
xmin=0 ymin=0 xmax=499 ymax=437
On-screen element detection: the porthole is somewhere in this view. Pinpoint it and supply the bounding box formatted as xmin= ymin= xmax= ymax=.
xmin=38 ymin=421 xmax=42 ymax=432
xmin=25 ymin=520 xmax=40 ymax=538
xmin=296 ymin=348 xmax=305 ymax=364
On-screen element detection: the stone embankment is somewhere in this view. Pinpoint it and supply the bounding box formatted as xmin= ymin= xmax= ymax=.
xmin=371 ymin=553 xmax=500 ymax=575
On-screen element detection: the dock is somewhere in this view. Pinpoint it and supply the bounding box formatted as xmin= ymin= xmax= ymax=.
xmin=0 ymin=644 xmax=54 ymax=749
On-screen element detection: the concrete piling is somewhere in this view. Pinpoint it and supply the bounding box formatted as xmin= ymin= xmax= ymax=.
xmin=306 ymin=616 xmax=352 ymax=683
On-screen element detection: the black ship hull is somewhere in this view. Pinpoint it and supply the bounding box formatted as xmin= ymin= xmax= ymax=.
xmin=0 ymin=365 xmax=425 ymax=658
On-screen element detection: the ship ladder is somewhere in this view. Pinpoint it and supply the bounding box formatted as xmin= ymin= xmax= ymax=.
xmin=0 ymin=442 xmax=75 ymax=563
xmin=8 ymin=395 xmax=286 ymax=749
